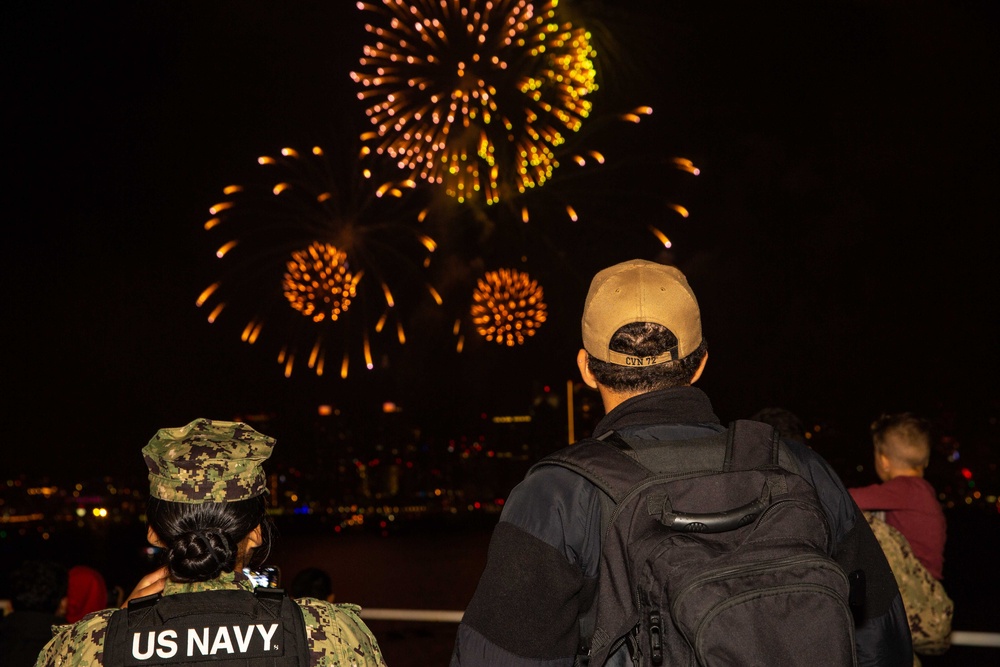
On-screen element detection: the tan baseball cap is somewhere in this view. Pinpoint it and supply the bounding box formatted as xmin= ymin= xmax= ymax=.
xmin=581 ymin=259 xmax=702 ymax=366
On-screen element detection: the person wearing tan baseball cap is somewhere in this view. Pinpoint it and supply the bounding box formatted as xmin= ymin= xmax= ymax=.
xmin=577 ymin=258 xmax=708 ymax=413
xmin=452 ymin=259 xmax=912 ymax=666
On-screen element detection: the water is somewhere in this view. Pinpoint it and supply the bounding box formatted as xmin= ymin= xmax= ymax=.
xmin=268 ymin=517 xmax=494 ymax=667
xmin=269 ymin=519 xmax=494 ymax=613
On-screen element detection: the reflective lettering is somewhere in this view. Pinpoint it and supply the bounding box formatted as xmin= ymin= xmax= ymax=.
xmin=188 ymin=627 xmax=209 ymax=655
xmin=257 ymin=623 xmax=279 ymax=650
xmin=233 ymin=625 xmax=254 ymax=652
xmin=132 ymin=632 xmax=155 ymax=660
xmin=132 ymin=624 xmax=280 ymax=659
xmin=157 ymin=630 xmax=178 ymax=659
xmin=210 ymin=627 xmax=234 ymax=654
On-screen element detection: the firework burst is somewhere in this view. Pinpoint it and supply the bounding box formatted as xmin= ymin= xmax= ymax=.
xmin=196 ymin=146 xmax=442 ymax=378
xmin=468 ymin=267 xmax=547 ymax=347
xmin=352 ymin=0 xmax=598 ymax=206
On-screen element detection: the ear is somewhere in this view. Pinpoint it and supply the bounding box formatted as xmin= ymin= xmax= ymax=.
xmin=246 ymin=524 xmax=263 ymax=549
xmin=689 ymin=351 xmax=709 ymax=384
xmin=577 ymin=349 xmax=598 ymax=389
xmin=57 ymin=596 xmax=68 ymax=618
xmin=147 ymin=526 xmax=163 ymax=547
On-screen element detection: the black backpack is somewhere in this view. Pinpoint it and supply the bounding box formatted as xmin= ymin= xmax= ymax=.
xmin=530 ymin=420 xmax=861 ymax=666
xmin=104 ymin=587 xmax=309 ymax=667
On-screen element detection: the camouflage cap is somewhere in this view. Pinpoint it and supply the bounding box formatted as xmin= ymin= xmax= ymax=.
xmin=142 ymin=418 xmax=275 ymax=504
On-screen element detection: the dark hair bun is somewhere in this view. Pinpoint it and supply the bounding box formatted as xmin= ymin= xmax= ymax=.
xmin=167 ymin=529 xmax=236 ymax=582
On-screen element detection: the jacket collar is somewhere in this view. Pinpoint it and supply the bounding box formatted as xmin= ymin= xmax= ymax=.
xmin=162 ymin=569 xmax=255 ymax=596
xmin=592 ymin=386 xmax=720 ymax=437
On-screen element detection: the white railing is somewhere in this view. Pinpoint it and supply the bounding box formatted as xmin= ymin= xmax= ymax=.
xmin=359 ymin=609 xmax=1000 ymax=648
xmin=949 ymin=631 xmax=1000 ymax=648
xmin=360 ymin=608 xmax=464 ymax=623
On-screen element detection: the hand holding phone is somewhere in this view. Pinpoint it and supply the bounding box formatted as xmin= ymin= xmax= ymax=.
xmin=243 ymin=566 xmax=280 ymax=588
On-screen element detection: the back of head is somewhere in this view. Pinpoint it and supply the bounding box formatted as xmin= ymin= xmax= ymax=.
xmin=10 ymin=560 xmax=67 ymax=614
xmin=288 ymin=567 xmax=334 ymax=601
xmin=871 ymin=412 xmax=932 ymax=470
xmin=142 ymin=418 xmax=276 ymax=583
xmin=751 ymin=407 xmax=807 ymax=445
xmin=65 ymin=565 xmax=108 ymax=622
xmin=582 ymin=259 xmax=707 ymax=393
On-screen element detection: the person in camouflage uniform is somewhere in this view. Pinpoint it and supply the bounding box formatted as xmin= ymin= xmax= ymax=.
xmin=864 ymin=512 xmax=954 ymax=667
xmin=35 ymin=418 xmax=386 ymax=667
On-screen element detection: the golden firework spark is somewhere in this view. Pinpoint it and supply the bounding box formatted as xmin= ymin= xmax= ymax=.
xmin=470 ymin=268 xmax=547 ymax=346
xmin=196 ymin=146 xmax=441 ymax=378
xmin=352 ymin=0 xmax=597 ymax=205
xmin=282 ymin=242 xmax=363 ymax=323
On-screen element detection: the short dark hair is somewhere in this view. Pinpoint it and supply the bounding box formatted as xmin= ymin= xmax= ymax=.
xmin=288 ymin=567 xmax=333 ymax=600
xmin=146 ymin=495 xmax=274 ymax=583
xmin=10 ymin=559 xmax=67 ymax=613
xmin=751 ymin=407 xmax=807 ymax=444
xmin=587 ymin=322 xmax=708 ymax=392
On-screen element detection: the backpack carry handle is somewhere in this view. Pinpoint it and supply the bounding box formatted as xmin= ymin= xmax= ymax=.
xmin=660 ymin=496 xmax=767 ymax=533
xmin=657 ymin=480 xmax=772 ymax=533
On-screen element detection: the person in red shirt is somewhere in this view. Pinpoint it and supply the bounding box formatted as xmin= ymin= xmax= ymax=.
xmin=65 ymin=566 xmax=109 ymax=624
xmin=849 ymin=412 xmax=946 ymax=580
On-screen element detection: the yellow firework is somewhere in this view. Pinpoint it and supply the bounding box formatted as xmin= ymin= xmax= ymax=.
xmin=352 ymin=0 xmax=597 ymax=205
xmin=470 ymin=268 xmax=547 ymax=346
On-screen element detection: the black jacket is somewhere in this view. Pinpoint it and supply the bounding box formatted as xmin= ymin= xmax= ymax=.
xmin=452 ymin=386 xmax=912 ymax=666
xmin=0 ymin=611 xmax=63 ymax=667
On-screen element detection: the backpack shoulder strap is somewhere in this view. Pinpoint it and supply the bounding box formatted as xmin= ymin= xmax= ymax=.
xmin=725 ymin=419 xmax=781 ymax=471
xmin=104 ymin=593 xmax=162 ymax=667
xmin=529 ymin=431 xmax=653 ymax=502
xmin=531 ymin=420 xmax=780 ymax=500
xmin=255 ymin=587 xmax=310 ymax=667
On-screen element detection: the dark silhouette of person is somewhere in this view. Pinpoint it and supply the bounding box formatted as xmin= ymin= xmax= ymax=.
xmin=289 ymin=567 xmax=335 ymax=602
xmin=0 ymin=559 xmax=68 ymax=667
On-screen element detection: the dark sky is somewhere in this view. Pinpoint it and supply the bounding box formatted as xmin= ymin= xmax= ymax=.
xmin=3 ymin=0 xmax=998 ymax=481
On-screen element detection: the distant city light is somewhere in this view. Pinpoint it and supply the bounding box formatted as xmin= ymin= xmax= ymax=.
xmin=492 ymin=415 xmax=532 ymax=424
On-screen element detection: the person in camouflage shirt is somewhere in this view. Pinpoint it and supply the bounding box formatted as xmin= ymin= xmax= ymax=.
xmin=35 ymin=418 xmax=386 ymax=667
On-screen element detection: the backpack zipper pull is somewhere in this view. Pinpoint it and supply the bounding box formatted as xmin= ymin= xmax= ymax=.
xmin=649 ymin=610 xmax=663 ymax=665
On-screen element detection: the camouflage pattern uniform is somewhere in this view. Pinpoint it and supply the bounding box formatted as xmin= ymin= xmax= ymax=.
xmin=864 ymin=511 xmax=954 ymax=667
xmin=34 ymin=419 xmax=387 ymax=667
xmin=143 ymin=418 xmax=276 ymax=503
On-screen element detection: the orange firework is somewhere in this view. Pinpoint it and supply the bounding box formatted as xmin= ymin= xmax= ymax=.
xmin=352 ymin=0 xmax=598 ymax=205
xmin=470 ymin=268 xmax=547 ymax=346
xmin=282 ymin=242 xmax=362 ymax=322
xmin=196 ymin=146 xmax=441 ymax=378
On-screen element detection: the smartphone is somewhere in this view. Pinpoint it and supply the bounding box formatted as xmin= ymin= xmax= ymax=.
xmin=243 ymin=565 xmax=280 ymax=589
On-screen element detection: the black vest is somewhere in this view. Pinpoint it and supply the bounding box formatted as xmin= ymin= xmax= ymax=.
xmin=104 ymin=588 xmax=309 ymax=667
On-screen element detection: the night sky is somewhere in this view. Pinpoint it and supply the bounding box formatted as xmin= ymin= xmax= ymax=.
xmin=4 ymin=0 xmax=998 ymax=481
